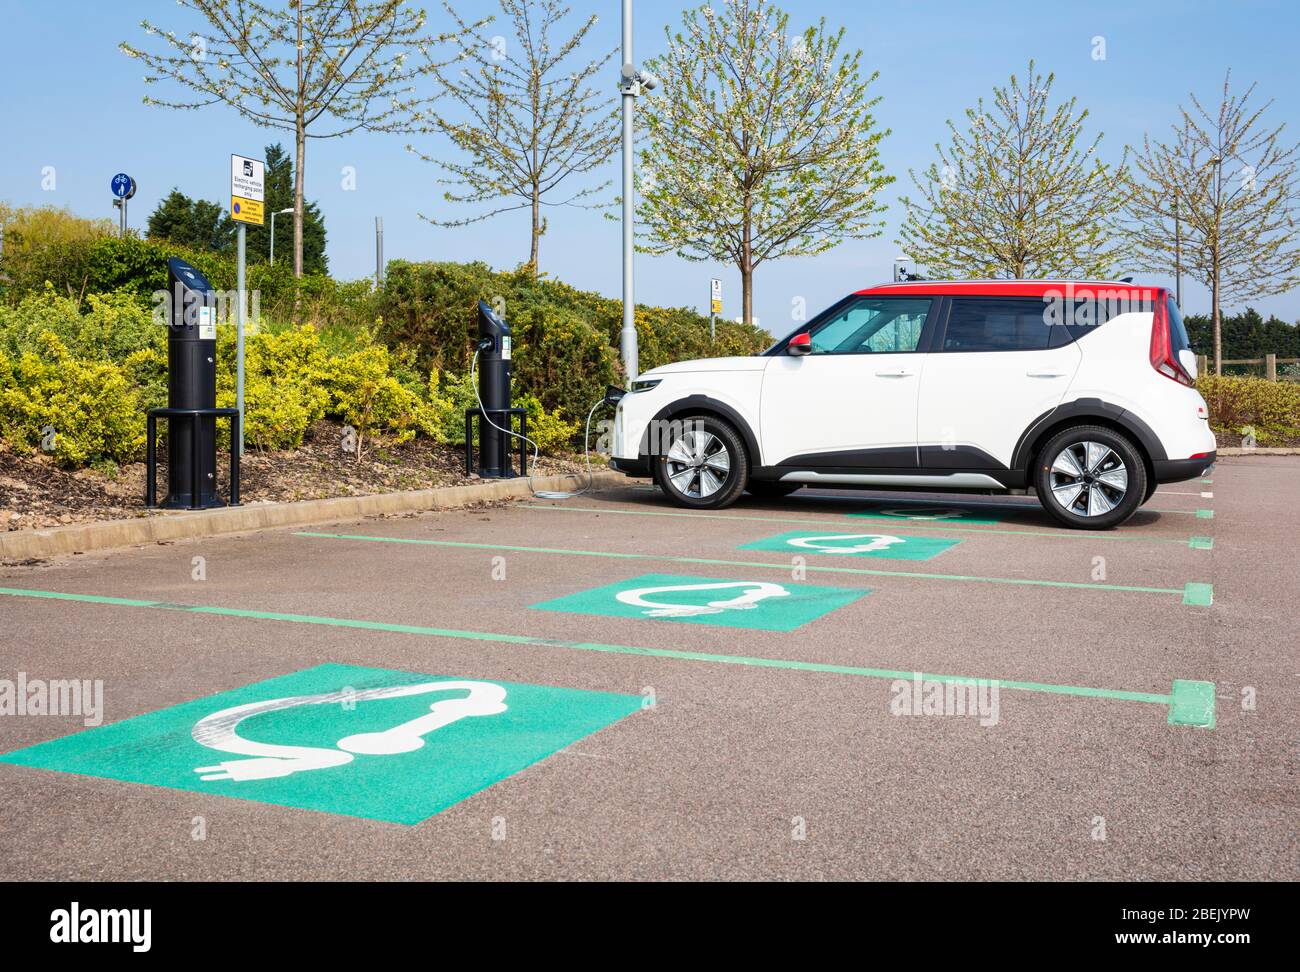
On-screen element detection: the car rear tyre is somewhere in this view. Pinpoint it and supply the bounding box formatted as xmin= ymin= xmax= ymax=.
xmin=653 ymin=414 xmax=749 ymax=510
xmin=1035 ymin=425 xmax=1147 ymax=530
xmin=744 ymin=481 xmax=802 ymax=499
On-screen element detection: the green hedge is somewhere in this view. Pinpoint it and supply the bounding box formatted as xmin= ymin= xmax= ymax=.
xmin=1196 ymin=374 xmax=1300 ymax=446
xmin=0 ymin=285 xmax=163 ymax=360
xmin=0 ymin=295 xmax=581 ymax=468
xmin=1 ymin=234 xmax=379 ymax=338
xmin=0 ymin=334 xmax=143 ymax=468
xmin=373 ymin=260 xmax=772 ymax=421
xmin=1 ymin=234 xmax=777 ymax=466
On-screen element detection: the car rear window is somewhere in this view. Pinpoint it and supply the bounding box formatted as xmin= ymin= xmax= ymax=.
xmin=942 ymin=298 xmax=1063 ymax=352
xmin=1166 ymin=296 xmax=1191 ymax=353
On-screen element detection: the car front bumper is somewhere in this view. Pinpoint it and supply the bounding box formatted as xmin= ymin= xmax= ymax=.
xmin=610 ymin=456 xmax=652 ymax=477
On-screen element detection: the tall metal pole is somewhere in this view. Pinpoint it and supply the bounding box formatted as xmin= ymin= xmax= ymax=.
xmin=236 ymin=224 xmax=246 ymax=456
xmin=619 ymin=0 xmax=639 ymax=381
xmin=376 ymin=216 xmax=385 ymax=286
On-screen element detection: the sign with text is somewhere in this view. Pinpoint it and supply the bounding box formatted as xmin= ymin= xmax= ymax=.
xmin=230 ymin=154 xmax=265 ymax=226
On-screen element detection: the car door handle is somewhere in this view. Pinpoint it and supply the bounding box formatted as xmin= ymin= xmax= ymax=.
xmin=1026 ymin=370 xmax=1067 ymax=378
xmin=875 ymin=369 xmax=915 ymax=377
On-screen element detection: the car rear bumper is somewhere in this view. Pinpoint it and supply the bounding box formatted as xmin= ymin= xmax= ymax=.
xmin=1153 ymin=451 xmax=1216 ymax=484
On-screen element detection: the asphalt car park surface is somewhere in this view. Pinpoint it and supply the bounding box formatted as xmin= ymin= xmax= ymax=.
xmin=0 ymin=456 xmax=1295 ymax=880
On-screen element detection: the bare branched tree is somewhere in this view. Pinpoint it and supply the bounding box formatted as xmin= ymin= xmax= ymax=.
xmin=1127 ymin=71 xmax=1300 ymax=373
xmin=122 ymin=1 xmax=476 ymax=276
xmin=636 ymin=0 xmax=891 ymax=326
xmin=408 ymin=0 xmax=618 ymax=273
xmin=898 ymin=61 xmax=1130 ymax=280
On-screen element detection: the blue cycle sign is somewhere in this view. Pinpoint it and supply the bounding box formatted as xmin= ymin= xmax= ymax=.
xmin=110 ymin=173 xmax=135 ymax=199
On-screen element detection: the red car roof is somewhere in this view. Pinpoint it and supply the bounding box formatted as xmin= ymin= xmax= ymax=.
xmin=857 ymin=280 xmax=1165 ymax=300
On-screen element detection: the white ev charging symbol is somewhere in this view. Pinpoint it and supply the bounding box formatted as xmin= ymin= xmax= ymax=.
xmin=785 ymin=533 xmax=905 ymax=554
xmin=616 ymin=580 xmax=790 ymax=618
xmin=192 ymin=681 xmax=508 ymax=782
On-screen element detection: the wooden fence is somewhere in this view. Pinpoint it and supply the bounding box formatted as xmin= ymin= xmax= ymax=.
xmin=1195 ymin=353 xmax=1300 ymax=381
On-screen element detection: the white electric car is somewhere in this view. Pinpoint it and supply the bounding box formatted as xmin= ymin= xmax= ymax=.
xmin=610 ymin=280 xmax=1217 ymax=529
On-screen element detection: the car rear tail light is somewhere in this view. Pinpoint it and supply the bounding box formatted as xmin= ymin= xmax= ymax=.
xmin=1150 ymin=295 xmax=1194 ymax=386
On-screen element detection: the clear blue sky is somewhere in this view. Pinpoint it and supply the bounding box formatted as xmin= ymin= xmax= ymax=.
xmin=2 ymin=0 xmax=1298 ymax=333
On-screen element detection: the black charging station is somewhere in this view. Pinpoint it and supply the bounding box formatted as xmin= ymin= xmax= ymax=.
xmin=145 ymin=258 xmax=240 ymax=509
xmin=464 ymin=300 xmax=527 ymax=479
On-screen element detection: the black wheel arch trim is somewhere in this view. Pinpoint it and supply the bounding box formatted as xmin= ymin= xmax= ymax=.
xmin=1012 ymin=399 xmax=1167 ymax=473
xmin=640 ymin=395 xmax=761 ymax=465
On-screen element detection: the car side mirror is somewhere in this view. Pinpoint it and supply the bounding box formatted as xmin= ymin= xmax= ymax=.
xmin=788 ymin=333 xmax=812 ymax=356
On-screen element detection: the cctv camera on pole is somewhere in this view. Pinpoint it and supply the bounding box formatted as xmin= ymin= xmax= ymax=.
xmin=893 ymin=255 xmax=919 ymax=282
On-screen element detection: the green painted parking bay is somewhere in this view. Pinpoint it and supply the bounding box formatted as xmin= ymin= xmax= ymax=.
xmin=0 ymin=587 xmax=1219 ymax=729
xmin=739 ymin=529 xmax=961 ymax=561
xmin=0 ymin=664 xmax=641 ymax=825
xmin=847 ymin=503 xmax=1003 ymax=525
xmin=530 ymin=572 xmax=869 ymax=631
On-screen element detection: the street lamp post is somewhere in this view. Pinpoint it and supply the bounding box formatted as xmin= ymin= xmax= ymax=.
xmin=618 ymin=0 xmax=658 ymax=383
xmin=269 ymin=207 xmax=294 ymax=266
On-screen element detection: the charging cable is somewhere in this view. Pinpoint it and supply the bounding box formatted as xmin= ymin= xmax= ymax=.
xmin=469 ymin=347 xmax=606 ymax=500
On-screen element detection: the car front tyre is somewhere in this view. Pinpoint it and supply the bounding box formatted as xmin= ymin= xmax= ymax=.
xmin=653 ymin=414 xmax=749 ymax=510
xmin=1035 ymin=425 xmax=1147 ymax=530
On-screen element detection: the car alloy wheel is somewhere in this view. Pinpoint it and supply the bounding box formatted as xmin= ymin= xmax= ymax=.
xmin=664 ymin=429 xmax=731 ymax=499
xmin=1048 ymin=440 xmax=1129 ymax=518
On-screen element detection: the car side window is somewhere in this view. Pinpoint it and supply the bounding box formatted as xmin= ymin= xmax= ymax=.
xmin=943 ymin=298 xmax=1063 ymax=352
xmin=809 ymin=298 xmax=932 ymax=354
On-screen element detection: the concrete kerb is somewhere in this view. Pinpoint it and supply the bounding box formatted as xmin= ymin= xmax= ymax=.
xmin=0 ymin=470 xmax=634 ymax=562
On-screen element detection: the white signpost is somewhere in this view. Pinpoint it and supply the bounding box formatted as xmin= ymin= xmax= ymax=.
xmin=230 ymin=155 xmax=265 ymax=455
xmin=709 ymin=278 xmax=722 ymax=341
